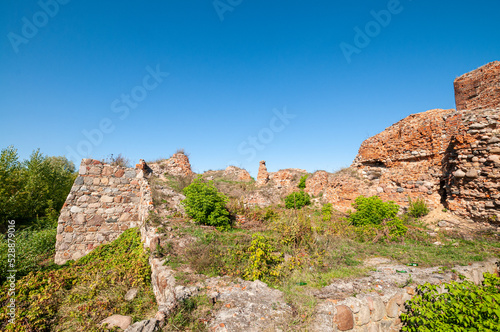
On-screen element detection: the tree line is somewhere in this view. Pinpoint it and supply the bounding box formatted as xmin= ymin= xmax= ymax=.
xmin=0 ymin=146 xmax=76 ymax=231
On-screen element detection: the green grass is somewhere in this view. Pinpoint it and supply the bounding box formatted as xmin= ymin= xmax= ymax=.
xmin=0 ymin=222 xmax=57 ymax=283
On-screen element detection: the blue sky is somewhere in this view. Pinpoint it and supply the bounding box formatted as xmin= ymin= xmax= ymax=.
xmin=1 ymin=0 xmax=499 ymax=177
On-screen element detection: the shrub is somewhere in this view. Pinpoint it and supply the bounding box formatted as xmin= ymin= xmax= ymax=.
xmin=321 ymin=203 xmax=333 ymax=221
xmin=356 ymin=217 xmax=408 ymax=243
xmin=348 ymin=195 xmax=399 ymax=226
xmin=401 ymin=272 xmax=500 ymax=331
xmin=244 ymin=233 xmax=283 ymax=283
xmin=297 ymin=174 xmax=309 ymax=190
xmin=270 ymin=211 xmax=312 ymax=247
xmin=284 ymin=191 xmax=311 ymax=209
xmin=408 ymin=197 xmax=429 ymax=218
xmin=101 ymin=153 xmax=130 ymax=167
xmin=182 ymin=177 xmax=231 ymax=231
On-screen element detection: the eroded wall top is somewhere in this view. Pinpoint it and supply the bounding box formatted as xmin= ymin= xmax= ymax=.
xmin=454 ymin=61 xmax=500 ymax=111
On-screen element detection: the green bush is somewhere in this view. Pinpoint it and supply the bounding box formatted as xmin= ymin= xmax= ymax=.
xmin=408 ymin=197 xmax=430 ymax=218
xmin=321 ymin=203 xmax=333 ymax=221
xmin=401 ymin=272 xmax=500 ymax=331
xmin=297 ymin=174 xmax=309 ymax=190
xmin=348 ymin=195 xmax=399 ymax=226
xmin=244 ymin=233 xmax=283 ymax=283
xmin=182 ymin=177 xmax=231 ymax=231
xmin=284 ymin=191 xmax=311 ymax=209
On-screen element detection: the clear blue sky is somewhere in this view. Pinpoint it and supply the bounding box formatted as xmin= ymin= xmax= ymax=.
xmin=1 ymin=0 xmax=499 ymax=177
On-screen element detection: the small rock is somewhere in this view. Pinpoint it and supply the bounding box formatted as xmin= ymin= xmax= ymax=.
xmin=101 ymin=314 xmax=132 ymax=330
xmin=437 ymin=220 xmax=448 ymax=227
xmin=433 ymin=241 xmax=443 ymax=246
xmin=454 ymin=170 xmax=466 ymax=178
xmin=465 ymin=169 xmax=478 ymax=178
xmin=125 ymin=288 xmax=139 ymax=301
xmin=488 ymin=136 xmax=500 ymax=144
xmin=124 ymin=319 xmax=159 ymax=332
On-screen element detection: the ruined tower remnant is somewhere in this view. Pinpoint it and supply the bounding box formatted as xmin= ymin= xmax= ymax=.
xmin=256 ymin=160 xmax=270 ymax=186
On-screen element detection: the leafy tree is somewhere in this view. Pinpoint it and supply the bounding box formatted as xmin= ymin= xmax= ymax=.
xmin=297 ymin=174 xmax=308 ymax=190
xmin=181 ymin=177 xmax=231 ymax=231
xmin=0 ymin=146 xmax=23 ymax=224
xmin=0 ymin=146 xmax=76 ymax=229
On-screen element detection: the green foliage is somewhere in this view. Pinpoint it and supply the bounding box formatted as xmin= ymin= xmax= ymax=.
xmin=0 ymin=228 xmax=155 ymax=331
xmin=0 ymin=146 xmax=76 ymax=229
xmin=321 ymin=203 xmax=333 ymax=221
xmin=284 ymin=191 xmax=311 ymax=209
xmin=408 ymin=196 xmax=430 ymax=218
xmin=270 ymin=212 xmax=312 ymax=247
xmin=186 ymin=231 xmax=250 ymax=278
xmin=297 ymin=174 xmax=309 ymax=190
xmin=244 ymin=233 xmax=283 ymax=283
xmin=182 ymin=177 xmax=231 ymax=231
xmin=263 ymin=208 xmax=278 ymax=222
xmin=348 ymin=195 xmax=399 ymax=226
xmin=401 ymin=272 xmax=500 ymax=331
xmin=0 ymin=225 xmax=56 ymax=283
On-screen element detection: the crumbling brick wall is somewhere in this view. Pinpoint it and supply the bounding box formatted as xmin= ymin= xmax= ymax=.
xmin=454 ymin=61 xmax=500 ymax=111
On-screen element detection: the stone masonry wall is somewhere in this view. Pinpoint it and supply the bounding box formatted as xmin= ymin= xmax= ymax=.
xmin=55 ymin=159 xmax=153 ymax=264
xmin=454 ymin=61 xmax=500 ymax=111
xmin=311 ymin=260 xmax=498 ymax=332
xmin=444 ymin=108 xmax=500 ymax=222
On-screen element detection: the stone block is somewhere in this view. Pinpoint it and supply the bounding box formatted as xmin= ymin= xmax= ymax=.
xmin=102 ymin=166 xmax=113 ymax=176
xmin=335 ymin=305 xmax=354 ymax=331
xmin=101 ymin=195 xmax=114 ymax=203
